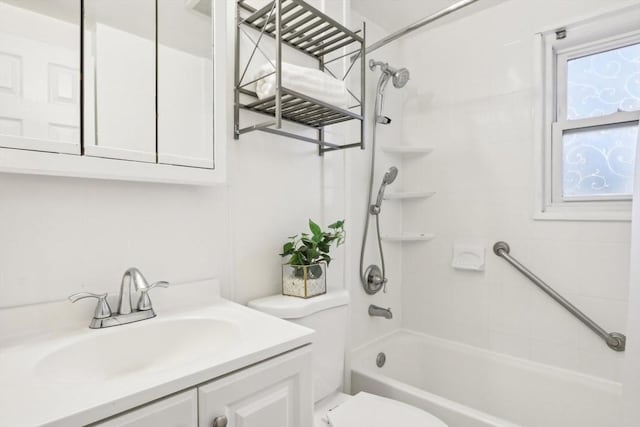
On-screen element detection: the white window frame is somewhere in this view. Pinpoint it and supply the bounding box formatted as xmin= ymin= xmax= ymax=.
xmin=534 ymin=6 xmax=640 ymax=221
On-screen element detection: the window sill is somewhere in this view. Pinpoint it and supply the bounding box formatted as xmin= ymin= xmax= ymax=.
xmin=534 ymin=205 xmax=631 ymax=222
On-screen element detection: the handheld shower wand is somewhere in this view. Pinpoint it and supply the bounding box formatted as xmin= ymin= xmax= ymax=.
xmin=370 ymin=167 xmax=398 ymax=215
xmin=362 ymin=166 xmax=398 ymax=295
xmin=360 ymin=59 xmax=409 ymax=296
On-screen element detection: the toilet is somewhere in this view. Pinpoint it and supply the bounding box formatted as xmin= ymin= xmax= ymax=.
xmin=248 ymin=291 xmax=448 ymax=427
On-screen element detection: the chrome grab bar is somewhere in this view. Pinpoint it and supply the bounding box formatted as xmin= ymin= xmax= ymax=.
xmin=493 ymin=241 xmax=626 ymax=352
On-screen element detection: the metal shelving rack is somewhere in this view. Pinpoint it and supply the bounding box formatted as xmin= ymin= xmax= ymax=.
xmin=235 ymin=0 xmax=365 ymax=155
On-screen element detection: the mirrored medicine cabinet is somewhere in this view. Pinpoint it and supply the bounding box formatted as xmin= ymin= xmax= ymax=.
xmin=0 ymin=0 xmax=224 ymax=185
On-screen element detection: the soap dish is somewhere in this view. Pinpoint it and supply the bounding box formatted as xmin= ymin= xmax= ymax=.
xmin=451 ymin=244 xmax=485 ymax=271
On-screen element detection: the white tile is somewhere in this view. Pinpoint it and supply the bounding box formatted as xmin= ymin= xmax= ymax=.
xmin=489 ymin=331 xmax=531 ymax=359
xmin=0 ymin=117 xmax=22 ymax=136
xmin=579 ymin=342 xmax=625 ymax=381
xmin=574 ymin=296 xmax=629 ymax=343
xmin=577 ymin=243 xmax=630 ymax=301
xmin=450 ymin=278 xmax=489 ymax=323
xmin=529 ymin=290 xmax=584 ymax=347
xmin=0 ymin=52 xmax=20 ymax=95
xmin=530 ymin=338 xmax=583 ymax=372
xmin=488 ymin=279 xmax=533 ymax=337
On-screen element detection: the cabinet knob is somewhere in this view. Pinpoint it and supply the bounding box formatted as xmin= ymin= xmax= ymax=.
xmin=212 ymin=415 xmax=228 ymax=427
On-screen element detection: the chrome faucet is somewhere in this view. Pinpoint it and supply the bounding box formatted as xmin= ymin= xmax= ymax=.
xmin=368 ymin=304 xmax=393 ymax=319
xmin=117 ymin=267 xmax=169 ymax=314
xmin=70 ymin=267 xmax=169 ymax=329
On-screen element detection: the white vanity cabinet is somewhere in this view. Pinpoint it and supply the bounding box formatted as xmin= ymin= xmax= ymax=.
xmin=92 ymin=347 xmax=313 ymax=427
xmin=93 ymin=390 xmax=198 ymax=427
xmin=198 ymin=346 xmax=313 ymax=427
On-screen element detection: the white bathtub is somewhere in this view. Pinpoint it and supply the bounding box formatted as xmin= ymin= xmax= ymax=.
xmin=350 ymin=330 xmax=622 ymax=427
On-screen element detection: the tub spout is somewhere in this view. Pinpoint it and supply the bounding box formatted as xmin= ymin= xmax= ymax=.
xmin=369 ymin=304 xmax=393 ymax=319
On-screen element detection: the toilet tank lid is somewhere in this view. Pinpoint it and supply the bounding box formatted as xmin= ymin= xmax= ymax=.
xmin=248 ymin=290 xmax=349 ymax=319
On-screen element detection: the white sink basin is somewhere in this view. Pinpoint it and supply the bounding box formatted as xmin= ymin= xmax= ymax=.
xmin=0 ymin=280 xmax=315 ymax=427
xmin=36 ymin=318 xmax=239 ymax=383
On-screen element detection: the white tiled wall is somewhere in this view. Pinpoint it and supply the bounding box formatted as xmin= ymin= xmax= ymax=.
xmin=398 ymin=0 xmax=639 ymax=381
xmin=347 ymin=11 xmax=406 ymax=349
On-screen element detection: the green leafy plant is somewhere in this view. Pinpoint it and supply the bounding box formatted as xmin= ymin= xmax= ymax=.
xmin=280 ymin=219 xmax=345 ymax=278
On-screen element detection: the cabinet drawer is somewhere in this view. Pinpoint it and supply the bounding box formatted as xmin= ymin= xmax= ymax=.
xmin=92 ymin=389 xmax=197 ymax=427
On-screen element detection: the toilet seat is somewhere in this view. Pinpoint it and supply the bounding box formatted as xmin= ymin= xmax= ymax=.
xmin=324 ymin=392 xmax=448 ymax=427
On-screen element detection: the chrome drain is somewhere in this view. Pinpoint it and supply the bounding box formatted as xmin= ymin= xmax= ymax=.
xmin=376 ymin=352 xmax=386 ymax=368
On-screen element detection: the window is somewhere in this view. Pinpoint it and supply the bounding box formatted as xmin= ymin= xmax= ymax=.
xmin=537 ymin=7 xmax=640 ymax=220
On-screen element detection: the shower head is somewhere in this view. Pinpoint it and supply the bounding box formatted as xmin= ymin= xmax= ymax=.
xmin=392 ymin=68 xmax=410 ymax=88
xmin=383 ymin=166 xmax=399 ymax=185
xmin=371 ymin=167 xmax=399 ymax=214
xmin=369 ymin=60 xmax=410 ymax=90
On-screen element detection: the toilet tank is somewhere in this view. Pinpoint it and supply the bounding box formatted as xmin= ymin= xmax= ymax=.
xmin=248 ymin=291 xmax=350 ymax=402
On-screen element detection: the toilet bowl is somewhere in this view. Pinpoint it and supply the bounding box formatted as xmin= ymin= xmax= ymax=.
xmin=248 ymin=291 xmax=448 ymax=427
xmin=314 ymin=391 xmax=447 ymax=427
xmin=313 ymin=392 xmax=351 ymax=427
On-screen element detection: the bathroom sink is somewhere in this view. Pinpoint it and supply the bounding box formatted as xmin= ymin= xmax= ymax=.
xmin=0 ymin=280 xmax=315 ymax=427
xmin=36 ymin=318 xmax=239 ymax=383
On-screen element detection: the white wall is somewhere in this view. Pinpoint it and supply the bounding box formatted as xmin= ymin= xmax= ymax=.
xmin=230 ymin=0 xmax=351 ymax=304
xmin=0 ymin=0 xmax=351 ymax=310
xmin=398 ymin=0 xmax=638 ymax=382
xmin=0 ymin=174 xmax=230 ymax=306
xmin=623 ymin=130 xmax=640 ymax=426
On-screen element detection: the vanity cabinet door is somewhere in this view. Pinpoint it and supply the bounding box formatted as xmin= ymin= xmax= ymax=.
xmin=93 ymin=389 xmax=198 ymax=427
xmin=0 ymin=1 xmax=81 ymax=154
xmin=198 ymin=347 xmax=313 ymax=427
xmin=83 ymin=0 xmax=156 ymax=163
xmin=157 ymin=0 xmax=214 ymax=169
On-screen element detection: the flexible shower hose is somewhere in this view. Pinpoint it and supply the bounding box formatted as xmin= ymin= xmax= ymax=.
xmin=359 ymin=90 xmax=388 ymax=290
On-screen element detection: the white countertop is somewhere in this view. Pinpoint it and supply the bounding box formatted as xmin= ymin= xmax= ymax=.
xmin=0 ymin=280 xmax=314 ymax=426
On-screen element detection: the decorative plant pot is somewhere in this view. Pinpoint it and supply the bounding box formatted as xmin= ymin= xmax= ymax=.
xmin=282 ymin=262 xmax=326 ymax=298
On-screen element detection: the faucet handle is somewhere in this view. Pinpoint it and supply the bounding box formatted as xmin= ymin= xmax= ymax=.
xmin=136 ymin=281 xmax=169 ymax=311
xmin=69 ymin=292 xmax=112 ymax=319
xmin=150 ymin=281 xmax=170 ymax=289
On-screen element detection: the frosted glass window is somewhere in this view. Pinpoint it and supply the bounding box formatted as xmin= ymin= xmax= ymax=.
xmin=567 ymin=43 xmax=640 ymax=120
xmin=563 ymin=123 xmax=638 ymax=198
xmin=540 ymin=9 xmax=640 ymax=219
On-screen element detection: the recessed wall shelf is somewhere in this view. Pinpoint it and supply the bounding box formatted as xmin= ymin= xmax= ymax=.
xmin=381 ymin=233 xmax=435 ymax=242
xmin=380 ymin=146 xmax=434 ymax=156
xmin=383 ymin=191 xmax=435 ymax=200
xmin=235 ymin=0 xmax=366 ymax=155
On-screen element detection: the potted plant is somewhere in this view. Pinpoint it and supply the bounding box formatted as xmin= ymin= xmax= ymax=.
xmin=279 ymin=219 xmax=345 ymax=298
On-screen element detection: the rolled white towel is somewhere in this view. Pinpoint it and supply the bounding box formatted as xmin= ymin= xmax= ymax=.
xmin=254 ymin=61 xmax=350 ymax=109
